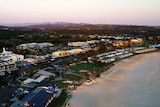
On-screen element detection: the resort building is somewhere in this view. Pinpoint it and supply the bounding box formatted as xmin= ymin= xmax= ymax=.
xmin=0 ymin=48 xmax=24 ymax=62
xmin=94 ymin=49 xmax=133 ymax=64
xmin=0 ymin=61 xmax=17 ymax=76
xmin=0 ymin=48 xmax=22 ymax=75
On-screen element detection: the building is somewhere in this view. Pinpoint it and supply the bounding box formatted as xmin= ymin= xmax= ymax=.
xmin=68 ymin=40 xmax=99 ymax=47
xmin=52 ymin=48 xmax=86 ymax=58
xmin=35 ymin=42 xmax=53 ymax=49
xmin=23 ymin=76 xmax=49 ymax=85
xmin=16 ymin=42 xmax=53 ymax=50
xmin=112 ymin=41 xmax=124 ymax=47
xmin=86 ymin=40 xmax=99 ymax=44
xmin=22 ymin=69 xmax=55 ymax=85
xmin=0 ymin=48 xmax=24 ymax=62
xmin=0 ymin=61 xmax=17 ymax=76
xmin=131 ymin=38 xmax=143 ymax=44
xmin=68 ymin=41 xmax=89 ymax=47
xmin=69 ymin=48 xmax=86 ymax=55
xmin=24 ymin=58 xmax=37 ymax=64
xmin=11 ymin=85 xmax=59 ymax=107
xmin=52 ymin=50 xmax=70 ymax=57
xmin=17 ymin=43 xmax=37 ymax=50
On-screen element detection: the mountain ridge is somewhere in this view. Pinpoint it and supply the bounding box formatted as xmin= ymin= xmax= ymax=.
xmin=0 ymin=22 xmax=159 ymax=30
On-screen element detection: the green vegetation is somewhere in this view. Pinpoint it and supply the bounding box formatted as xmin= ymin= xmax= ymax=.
xmin=48 ymin=90 xmax=68 ymax=107
xmin=1 ymin=25 xmax=160 ymax=49
xmin=63 ymin=74 xmax=81 ymax=81
xmin=70 ymin=62 xmax=106 ymax=73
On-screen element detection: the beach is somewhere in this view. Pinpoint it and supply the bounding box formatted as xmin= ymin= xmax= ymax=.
xmin=68 ymin=52 xmax=160 ymax=107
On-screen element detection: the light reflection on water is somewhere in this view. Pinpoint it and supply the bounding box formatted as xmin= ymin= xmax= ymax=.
xmin=69 ymin=52 xmax=160 ymax=107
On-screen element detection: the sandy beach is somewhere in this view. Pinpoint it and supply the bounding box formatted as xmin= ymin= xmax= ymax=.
xmin=68 ymin=52 xmax=160 ymax=107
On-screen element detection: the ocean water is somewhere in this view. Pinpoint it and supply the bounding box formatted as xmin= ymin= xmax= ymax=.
xmin=69 ymin=52 xmax=160 ymax=107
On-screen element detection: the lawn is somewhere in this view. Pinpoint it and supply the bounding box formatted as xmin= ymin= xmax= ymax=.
xmin=70 ymin=63 xmax=105 ymax=73
xmin=63 ymin=74 xmax=81 ymax=81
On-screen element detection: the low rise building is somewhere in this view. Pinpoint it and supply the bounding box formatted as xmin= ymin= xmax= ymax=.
xmin=35 ymin=42 xmax=53 ymax=49
xmin=35 ymin=70 xmax=55 ymax=77
xmin=52 ymin=50 xmax=70 ymax=57
xmin=11 ymin=85 xmax=60 ymax=107
xmin=68 ymin=41 xmax=89 ymax=47
xmin=17 ymin=42 xmax=53 ymax=50
xmin=131 ymin=38 xmax=143 ymax=44
xmin=22 ymin=69 xmax=55 ymax=85
xmin=69 ymin=48 xmax=86 ymax=55
xmin=16 ymin=43 xmax=37 ymax=50
xmin=24 ymin=58 xmax=37 ymax=64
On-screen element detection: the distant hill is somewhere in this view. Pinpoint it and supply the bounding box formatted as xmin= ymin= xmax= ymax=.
xmin=154 ymin=26 xmax=160 ymax=29
xmin=25 ymin=22 xmax=95 ymax=30
xmin=0 ymin=22 xmax=159 ymax=35
xmin=21 ymin=22 xmax=153 ymax=31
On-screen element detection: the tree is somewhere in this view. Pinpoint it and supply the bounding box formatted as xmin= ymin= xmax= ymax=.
xmin=29 ymin=66 xmax=35 ymax=77
xmin=98 ymin=42 xmax=107 ymax=53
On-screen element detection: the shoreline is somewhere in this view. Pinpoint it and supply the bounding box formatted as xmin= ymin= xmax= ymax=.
xmin=63 ymin=50 xmax=160 ymax=107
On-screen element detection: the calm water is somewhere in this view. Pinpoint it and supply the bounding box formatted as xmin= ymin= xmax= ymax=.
xmin=69 ymin=52 xmax=160 ymax=107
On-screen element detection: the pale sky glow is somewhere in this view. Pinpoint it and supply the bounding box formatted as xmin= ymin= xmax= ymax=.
xmin=0 ymin=0 xmax=160 ymax=26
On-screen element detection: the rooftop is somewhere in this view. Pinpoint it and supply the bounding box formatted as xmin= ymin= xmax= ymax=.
xmin=11 ymin=86 xmax=56 ymax=107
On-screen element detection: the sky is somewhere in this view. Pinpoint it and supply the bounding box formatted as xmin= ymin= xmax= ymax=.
xmin=0 ymin=0 xmax=160 ymax=26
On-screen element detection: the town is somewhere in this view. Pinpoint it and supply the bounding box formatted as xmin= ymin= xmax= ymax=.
xmin=0 ymin=25 xmax=160 ymax=107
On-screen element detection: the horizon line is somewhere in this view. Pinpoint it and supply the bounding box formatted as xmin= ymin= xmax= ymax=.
xmin=0 ymin=22 xmax=159 ymax=27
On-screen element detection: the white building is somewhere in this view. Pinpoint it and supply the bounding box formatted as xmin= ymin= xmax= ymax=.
xmin=86 ymin=40 xmax=99 ymax=44
xmin=68 ymin=42 xmax=89 ymax=47
xmin=17 ymin=42 xmax=53 ymax=50
xmin=24 ymin=58 xmax=37 ymax=64
xmin=17 ymin=43 xmax=37 ymax=50
xmin=35 ymin=42 xmax=53 ymax=49
xmin=131 ymin=38 xmax=143 ymax=44
xmin=0 ymin=61 xmax=17 ymax=76
xmin=52 ymin=48 xmax=86 ymax=58
xmin=0 ymin=48 xmax=24 ymax=62
xmin=113 ymin=36 xmax=123 ymax=40
xmin=69 ymin=48 xmax=86 ymax=55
